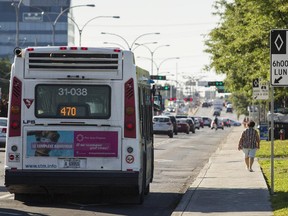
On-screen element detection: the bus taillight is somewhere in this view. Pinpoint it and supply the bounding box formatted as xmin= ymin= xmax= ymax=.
xmin=124 ymin=78 xmax=136 ymax=138
xmin=9 ymin=77 xmax=22 ymax=137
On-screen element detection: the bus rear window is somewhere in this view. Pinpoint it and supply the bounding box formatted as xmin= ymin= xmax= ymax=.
xmin=35 ymin=85 xmax=111 ymax=119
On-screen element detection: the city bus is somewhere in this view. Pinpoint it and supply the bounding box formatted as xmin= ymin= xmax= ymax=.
xmin=5 ymin=46 xmax=154 ymax=203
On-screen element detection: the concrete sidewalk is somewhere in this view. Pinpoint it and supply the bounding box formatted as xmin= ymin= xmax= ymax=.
xmin=172 ymin=126 xmax=273 ymax=216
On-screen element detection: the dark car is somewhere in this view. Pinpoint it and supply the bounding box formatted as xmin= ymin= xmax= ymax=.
xmin=189 ymin=116 xmax=200 ymax=130
xmin=202 ymin=102 xmax=209 ymax=107
xmin=226 ymin=107 xmax=233 ymax=113
xmin=186 ymin=118 xmax=196 ymax=133
xmin=168 ymin=115 xmax=178 ymax=135
xmin=176 ymin=118 xmax=190 ymax=134
xmin=213 ymin=110 xmax=221 ymax=116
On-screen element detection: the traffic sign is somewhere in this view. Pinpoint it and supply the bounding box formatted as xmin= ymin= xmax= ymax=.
xmin=208 ymin=81 xmax=224 ymax=86
xmin=253 ymin=78 xmax=269 ymax=100
xmin=150 ymin=75 xmax=166 ymax=80
xmin=270 ymin=30 xmax=288 ymax=86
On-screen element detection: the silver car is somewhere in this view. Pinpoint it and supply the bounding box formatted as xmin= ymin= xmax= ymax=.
xmin=0 ymin=117 xmax=7 ymax=146
xmin=153 ymin=116 xmax=174 ymax=138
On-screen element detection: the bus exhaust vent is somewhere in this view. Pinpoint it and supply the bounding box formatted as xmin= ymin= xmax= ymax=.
xmin=28 ymin=53 xmax=119 ymax=70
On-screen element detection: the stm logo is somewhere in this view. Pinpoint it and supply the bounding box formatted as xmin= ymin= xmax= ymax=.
xmin=23 ymin=99 xmax=34 ymax=108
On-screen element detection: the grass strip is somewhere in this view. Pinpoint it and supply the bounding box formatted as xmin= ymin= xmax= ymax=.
xmin=257 ymin=140 xmax=288 ymax=216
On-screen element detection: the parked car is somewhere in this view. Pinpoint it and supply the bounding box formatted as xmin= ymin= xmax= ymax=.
xmin=202 ymin=117 xmax=212 ymax=127
xmin=175 ymin=114 xmax=188 ymax=119
xmin=153 ymin=116 xmax=174 ymax=138
xmin=176 ymin=118 xmax=190 ymax=134
xmin=186 ymin=118 xmax=196 ymax=133
xmin=193 ymin=116 xmax=204 ymax=128
xmin=221 ymin=118 xmax=231 ymax=127
xmin=167 ymin=115 xmax=178 ymax=135
xmin=189 ymin=116 xmax=200 ymax=130
xmin=0 ymin=117 xmax=7 ymax=147
xmin=229 ymin=119 xmax=242 ymax=126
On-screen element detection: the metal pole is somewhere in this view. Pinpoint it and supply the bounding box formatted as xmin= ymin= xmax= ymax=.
xmin=15 ymin=4 xmax=19 ymax=47
xmin=151 ymin=52 xmax=154 ymax=75
xmin=270 ymin=86 xmax=274 ymax=194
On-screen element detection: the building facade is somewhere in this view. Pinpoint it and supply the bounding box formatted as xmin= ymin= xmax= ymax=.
xmin=0 ymin=0 xmax=74 ymax=59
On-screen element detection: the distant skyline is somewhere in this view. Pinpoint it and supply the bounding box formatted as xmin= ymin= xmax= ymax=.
xmin=71 ymin=0 xmax=225 ymax=82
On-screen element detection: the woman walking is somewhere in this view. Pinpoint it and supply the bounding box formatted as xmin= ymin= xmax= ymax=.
xmin=238 ymin=120 xmax=260 ymax=172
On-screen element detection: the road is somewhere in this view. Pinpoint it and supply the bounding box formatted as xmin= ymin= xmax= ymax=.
xmin=0 ymin=106 xmax=239 ymax=216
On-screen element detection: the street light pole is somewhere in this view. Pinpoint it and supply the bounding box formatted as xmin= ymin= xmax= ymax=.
xmin=135 ymin=44 xmax=169 ymax=75
xmin=137 ymin=56 xmax=179 ymax=75
xmin=52 ymin=4 xmax=95 ymax=46
xmin=156 ymin=57 xmax=180 ymax=75
xmin=11 ymin=0 xmax=24 ymax=47
xmin=103 ymin=42 xmax=126 ymax=49
xmin=101 ymin=32 xmax=160 ymax=50
xmin=69 ymin=16 xmax=120 ymax=46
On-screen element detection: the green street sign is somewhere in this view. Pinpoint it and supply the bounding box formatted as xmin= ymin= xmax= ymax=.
xmin=208 ymin=81 xmax=224 ymax=86
xmin=150 ymin=75 xmax=166 ymax=80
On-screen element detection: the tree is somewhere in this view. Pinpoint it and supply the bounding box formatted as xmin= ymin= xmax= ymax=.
xmin=0 ymin=58 xmax=11 ymax=97
xmin=205 ymin=0 xmax=288 ymax=114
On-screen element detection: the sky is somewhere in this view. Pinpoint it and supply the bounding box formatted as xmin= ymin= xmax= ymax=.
xmin=71 ymin=0 xmax=225 ymax=83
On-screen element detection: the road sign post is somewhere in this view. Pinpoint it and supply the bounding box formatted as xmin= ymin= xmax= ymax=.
xmin=270 ymin=30 xmax=288 ymax=86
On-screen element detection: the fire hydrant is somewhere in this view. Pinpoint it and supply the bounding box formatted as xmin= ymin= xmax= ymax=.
xmin=280 ymin=129 xmax=285 ymax=140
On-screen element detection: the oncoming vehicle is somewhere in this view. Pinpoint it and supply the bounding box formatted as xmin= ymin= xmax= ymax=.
xmin=5 ymin=46 xmax=154 ymax=204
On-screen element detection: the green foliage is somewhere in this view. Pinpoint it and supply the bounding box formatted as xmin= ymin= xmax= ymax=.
xmin=205 ymin=0 xmax=288 ymax=115
xmin=0 ymin=58 xmax=11 ymax=96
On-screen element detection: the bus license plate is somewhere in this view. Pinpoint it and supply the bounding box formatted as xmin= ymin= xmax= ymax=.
xmin=65 ymin=159 xmax=80 ymax=168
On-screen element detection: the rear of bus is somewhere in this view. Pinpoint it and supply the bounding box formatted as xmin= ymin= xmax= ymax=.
xmin=5 ymin=46 xmax=152 ymax=203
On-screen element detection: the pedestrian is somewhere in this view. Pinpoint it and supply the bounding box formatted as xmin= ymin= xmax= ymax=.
xmin=238 ymin=120 xmax=260 ymax=172
xmin=242 ymin=116 xmax=249 ymax=128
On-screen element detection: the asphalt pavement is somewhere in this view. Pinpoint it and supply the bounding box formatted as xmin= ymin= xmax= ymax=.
xmin=172 ymin=125 xmax=273 ymax=216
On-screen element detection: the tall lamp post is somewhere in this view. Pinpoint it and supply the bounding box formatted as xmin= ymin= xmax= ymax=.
xmin=103 ymin=42 xmax=126 ymax=49
xmin=135 ymin=44 xmax=170 ymax=75
xmin=69 ymin=16 xmax=120 ymax=46
xmin=137 ymin=56 xmax=179 ymax=75
xmin=101 ymin=32 xmax=160 ymax=50
xmin=11 ymin=0 xmax=24 ymax=47
xmin=52 ymin=4 xmax=95 ymax=45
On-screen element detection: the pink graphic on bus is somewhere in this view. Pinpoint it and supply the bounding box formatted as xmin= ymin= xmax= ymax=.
xmin=74 ymin=131 xmax=118 ymax=157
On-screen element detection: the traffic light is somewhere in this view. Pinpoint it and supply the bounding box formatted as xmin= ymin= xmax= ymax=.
xmin=150 ymin=75 xmax=166 ymax=80
xmin=163 ymin=86 xmax=170 ymax=90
